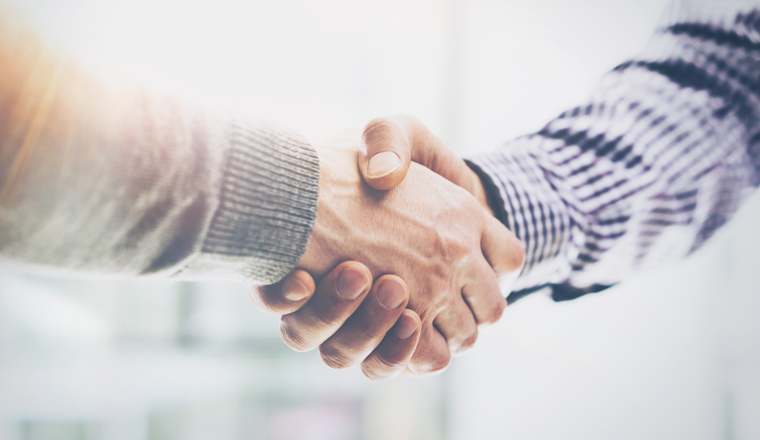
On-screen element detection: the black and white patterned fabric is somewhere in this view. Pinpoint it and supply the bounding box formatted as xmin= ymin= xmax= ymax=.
xmin=469 ymin=1 xmax=760 ymax=302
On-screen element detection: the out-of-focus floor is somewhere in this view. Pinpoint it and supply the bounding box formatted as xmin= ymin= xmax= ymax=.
xmin=2 ymin=0 xmax=760 ymax=439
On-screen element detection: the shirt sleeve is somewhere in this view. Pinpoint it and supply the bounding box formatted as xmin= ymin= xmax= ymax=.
xmin=0 ymin=20 xmax=319 ymax=285
xmin=468 ymin=0 xmax=760 ymax=302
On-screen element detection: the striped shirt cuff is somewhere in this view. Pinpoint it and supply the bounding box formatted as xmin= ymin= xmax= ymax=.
xmin=468 ymin=140 xmax=582 ymax=294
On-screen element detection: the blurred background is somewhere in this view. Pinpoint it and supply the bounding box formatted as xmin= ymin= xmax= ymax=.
xmin=2 ymin=0 xmax=760 ymax=439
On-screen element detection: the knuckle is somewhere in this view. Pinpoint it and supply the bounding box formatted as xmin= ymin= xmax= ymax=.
xmin=247 ymin=285 xmax=277 ymax=314
xmin=481 ymin=299 xmax=506 ymax=325
xmin=512 ymin=241 xmax=527 ymax=271
xmin=279 ymin=319 xmax=311 ymax=352
xmin=319 ymin=343 xmax=356 ymax=370
xmin=311 ymin=305 xmax=346 ymax=330
xmin=433 ymin=228 xmax=469 ymax=261
xmin=424 ymin=233 xmax=473 ymax=287
xmin=427 ymin=350 xmax=452 ymax=373
xmin=362 ymin=118 xmax=395 ymax=145
xmin=318 ymin=323 xmax=380 ymax=370
xmin=492 ymin=299 xmax=507 ymax=322
xmin=361 ymin=356 xmax=405 ymax=381
xmin=409 ymin=346 xmax=452 ymax=375
xmin=353 ymin=311 xmax=390 ymax=343
xmin=463 ymin=190 xmax=484 ymax=211
xmin=452 ymin=328 xmax=478 ymax=355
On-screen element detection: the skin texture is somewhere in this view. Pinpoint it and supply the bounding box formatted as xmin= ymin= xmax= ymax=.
xmin=299 ymin=132 xmax=522 ymax=374
xmin=358 ymin=115 xmax=527 ymax=285
xmin=359 ymin=116 xmax=506 ymax=252
xmin=250 ymin=119 xmax=525 ymax=379
xmin=251 ymin=262 xmax=422 ymax=380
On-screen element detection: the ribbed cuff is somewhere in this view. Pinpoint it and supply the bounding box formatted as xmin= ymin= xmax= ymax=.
xmin=201 ymin=121 xmax=319 ymax=284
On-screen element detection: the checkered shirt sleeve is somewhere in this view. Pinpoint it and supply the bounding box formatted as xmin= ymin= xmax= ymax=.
xmin=469 ymin=2 xmax=760 ymax=301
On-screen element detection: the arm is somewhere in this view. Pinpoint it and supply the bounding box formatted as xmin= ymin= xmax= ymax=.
xmin=0 ymin=16 xmax=318 ymax=284
xmin=358 ymin=0 xmax=760 ymax=302
xmin=469 ymin=0 xmax=760 ymax=301
xmin=0 ymin=14 xmax=522 ymax=376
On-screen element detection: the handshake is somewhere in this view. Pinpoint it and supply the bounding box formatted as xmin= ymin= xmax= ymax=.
xmin=249 ymin=116 xmax=525 ymax=380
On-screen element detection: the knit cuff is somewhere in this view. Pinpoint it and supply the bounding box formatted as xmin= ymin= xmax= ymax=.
xmin=200 ymin=121 xmax=319 ymax=284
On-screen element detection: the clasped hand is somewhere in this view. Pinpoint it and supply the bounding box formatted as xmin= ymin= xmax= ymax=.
xmin=250 ymin=116 xmax=525 ymax=380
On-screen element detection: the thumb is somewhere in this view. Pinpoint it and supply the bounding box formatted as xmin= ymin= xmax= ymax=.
xmin=360 ymin=115 xmax=475 ymax=191
xmin=248 ymin=269 xmax=316 ymax=316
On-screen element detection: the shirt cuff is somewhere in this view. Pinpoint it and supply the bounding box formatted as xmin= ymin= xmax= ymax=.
xmin=195 ymin=121 xmax=320 ymax=285
xmin=467 ymin=139 xmax=582 ymax=294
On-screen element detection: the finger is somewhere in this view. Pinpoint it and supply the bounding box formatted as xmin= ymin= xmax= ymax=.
xmin=481 ymin=212 xmax=526 ymax=275
xmin=248 ymin=269 xmax=316 ymax=315
xmin=433 ymin=297 xmax=480 ymax=356
xmin=360 ymin=117 xmax=411 ymax=190
xmin=360 ymin=115 xmax=471 ymax=191
xmin=462 ymin=259 xmax=507 ymax=326
xmin=319 ymin=275 xmax=409 ymax=370
xmin=280 ymin=262 xmax=371 ymax=352
xmin=361 ymin=310 xmax=422 ymax=381
xmin=405 ymin=319 xmax=453 ymax=375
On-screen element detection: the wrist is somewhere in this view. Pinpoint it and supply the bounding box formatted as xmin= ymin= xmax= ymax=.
xmin=200 ymin=121 xmax=320 ymax=284
xmin=298 ymin=136 xmax=365 ymax=278
xmin=464 ymin=159 xmax=504 ymax=224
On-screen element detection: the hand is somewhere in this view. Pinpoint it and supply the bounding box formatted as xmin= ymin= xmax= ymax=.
xmin=294 ymin=131 xmax=522 ymax=374
xmin=249 ymin=262 xmax=422 ymax=381
xmin=358 ymin=115 xmax=525 ymax=288
xmin=360 ymin=115 xmax=497 ymax=218
xmin=248 ymin=123 xmax=523 ymax=377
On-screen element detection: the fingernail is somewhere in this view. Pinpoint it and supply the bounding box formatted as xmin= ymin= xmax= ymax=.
xmin=367 ymin=151 xmax=401 ymax=178
xmin=337 ymin=266 xmax=370 ymax=300
xmin=283 ymin=277 xmax=309 ymax=302
xmin=376 ymin=279 xmax=406 ymax=310
xmin=395 ymin=314 xmax=418 ymax=340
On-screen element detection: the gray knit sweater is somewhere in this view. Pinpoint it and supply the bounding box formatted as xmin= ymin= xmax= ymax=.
xmin=0 ymin=30 xmax=319 ymax=285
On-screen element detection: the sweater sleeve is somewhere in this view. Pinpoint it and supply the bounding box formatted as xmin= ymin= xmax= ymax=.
xmin=468 ymin=0 xmax=760 ymax=302
xmin=0 ymin=22 xmax=319 ymax=285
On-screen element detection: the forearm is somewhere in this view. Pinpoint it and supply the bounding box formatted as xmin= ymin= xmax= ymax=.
xmin=469 ymin=0 xmax=760 ymax=301
xmin=0 ymin=20 xmax=319 ymax=284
